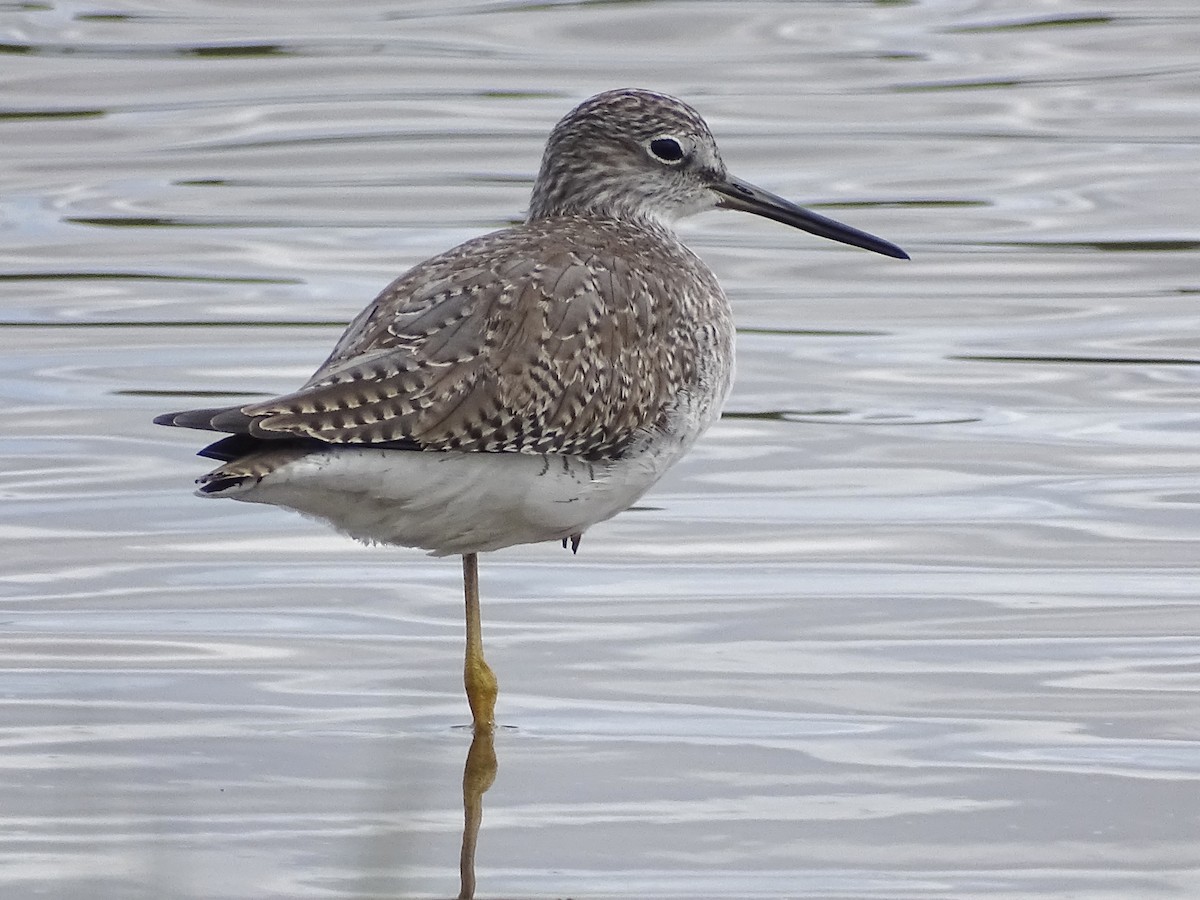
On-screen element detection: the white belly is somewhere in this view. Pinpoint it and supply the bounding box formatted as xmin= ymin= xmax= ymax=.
xmin=199 ymin=339 xmax=733 ymax=556
xmin=209 ymin=436 xmax=682 ymax=556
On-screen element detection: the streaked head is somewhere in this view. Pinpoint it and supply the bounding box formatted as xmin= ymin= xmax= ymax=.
xmin=528 ymin=88 xmax=908 ymax=260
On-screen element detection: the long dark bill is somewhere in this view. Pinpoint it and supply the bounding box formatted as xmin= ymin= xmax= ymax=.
xmin=714 ymin=175 xmax=909 ymax=260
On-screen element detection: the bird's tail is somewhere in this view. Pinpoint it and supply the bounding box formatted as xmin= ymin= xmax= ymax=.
xmin=195 ymin=446 xmax=311 ymax=497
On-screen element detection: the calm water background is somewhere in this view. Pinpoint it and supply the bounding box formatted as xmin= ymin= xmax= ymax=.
xmin=3 ymin=1 xmax=1200 ymax=898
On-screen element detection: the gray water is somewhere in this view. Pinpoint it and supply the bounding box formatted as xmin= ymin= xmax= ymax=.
xmin=3 ymin=1 xmax=1200 ymax=898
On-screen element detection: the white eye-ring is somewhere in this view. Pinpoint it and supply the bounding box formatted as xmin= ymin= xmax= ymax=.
xmin=647 ymin=136 xmax=686 ymax=164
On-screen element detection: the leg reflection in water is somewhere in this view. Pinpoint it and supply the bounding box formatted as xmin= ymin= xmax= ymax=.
xmin=458 ymin=727 xmax=497 ymax=900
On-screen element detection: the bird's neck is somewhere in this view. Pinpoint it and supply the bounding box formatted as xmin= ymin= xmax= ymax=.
xmin=525 ymin=201 xmax=678 ymax=239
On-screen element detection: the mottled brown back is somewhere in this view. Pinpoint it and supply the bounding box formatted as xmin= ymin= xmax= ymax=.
xmin=223 ymin=216 xmax=729 ymax=460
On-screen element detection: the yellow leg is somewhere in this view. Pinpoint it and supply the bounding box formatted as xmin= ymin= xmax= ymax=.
xmin=462 ymin=553 xmax=497 ymax=733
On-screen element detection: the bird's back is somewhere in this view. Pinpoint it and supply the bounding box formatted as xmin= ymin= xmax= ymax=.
xmin=166 ymin=215 xmax=735 ymax=465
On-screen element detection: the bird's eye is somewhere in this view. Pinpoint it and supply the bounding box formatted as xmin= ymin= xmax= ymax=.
xmin=648 ymin=137 xmax=686 ymax=163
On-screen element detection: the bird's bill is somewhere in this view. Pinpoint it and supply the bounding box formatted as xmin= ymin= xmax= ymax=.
xmin=713 ymin=175 xmax=909 ymax=260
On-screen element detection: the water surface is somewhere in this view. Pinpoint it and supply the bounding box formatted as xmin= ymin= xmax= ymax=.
xmin=2 ymin=1 xmax=1200 ymax=898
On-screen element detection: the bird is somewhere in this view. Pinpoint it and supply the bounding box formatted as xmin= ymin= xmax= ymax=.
xmin=154 ymin=88 xmax=908 ymax=734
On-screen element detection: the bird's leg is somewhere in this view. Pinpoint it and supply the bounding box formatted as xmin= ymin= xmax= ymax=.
xmin=462 ymin=552 xmax=497 ymax=733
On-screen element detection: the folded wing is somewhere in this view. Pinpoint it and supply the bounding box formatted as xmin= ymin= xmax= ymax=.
xmin=158 ymin=220 xmax=711 ymax=461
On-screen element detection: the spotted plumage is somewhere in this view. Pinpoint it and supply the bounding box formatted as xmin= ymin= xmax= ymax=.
xmin=154 ymin=88 xmax=907 ymax=730
xmin=215 ymin=217 xmax=727 ymax=461
xmin=156 ymin=88 xmax=906 ymax=555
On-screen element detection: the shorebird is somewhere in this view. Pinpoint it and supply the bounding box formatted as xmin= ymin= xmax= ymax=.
xmin=155 ymin=88 xmax=907 ymax=733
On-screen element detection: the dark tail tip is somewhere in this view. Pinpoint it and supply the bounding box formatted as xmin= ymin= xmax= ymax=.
xmin=152 ymin=407 xmax=239 ymax=431
xmin=197 ymin=474 xmax=251 ymax=495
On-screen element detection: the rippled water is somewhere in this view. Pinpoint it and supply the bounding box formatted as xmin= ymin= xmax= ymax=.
xmin=3 ymin=1 xmax=1200 ymax=898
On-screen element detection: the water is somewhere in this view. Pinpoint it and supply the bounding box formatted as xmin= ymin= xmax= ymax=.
xmin=3 ymin=1 xmax=1200 ymax=897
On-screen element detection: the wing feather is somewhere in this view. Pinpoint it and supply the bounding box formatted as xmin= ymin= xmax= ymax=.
xmin=216 ymin=218 xmax=722 ymax=459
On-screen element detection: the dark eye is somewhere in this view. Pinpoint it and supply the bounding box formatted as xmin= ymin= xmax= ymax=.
xmin=649 ymin=137 xmax=685 ymax=162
